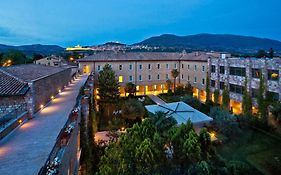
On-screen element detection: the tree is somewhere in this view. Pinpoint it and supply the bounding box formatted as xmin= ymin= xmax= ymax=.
xmin=97 ymin=64 xmax=120 ymax=117
xmin=256 ymin=50 xmax=267 ymax=58
xmin=32 ymin=54 xmax=44 ymax=61
xmin=166 ymin=79 xmax=173 ymax=95
xmin=257 ymin=75 xmax=266 ymax=119
xmin=242 ymin=78 xmax=252 ymax=117
xmin=222 ymin=86 xmax=230 ymax=110
xmin=184 ymin=82 xmax=193 ymax=96
xmin=1 ymin=50 xmax=27 ymax=65
xmin=205 ymin=72 xmax=211 ymax=103
xmin=171 ymin=69 xmax=179 ymax=94
xmin=175 ymin=84 xmax=185 ymax=95
xmin=199 ymin=128 xmax=212 ymax=160
xmin=268 ymin=48 xmax=274 ymax=58
xmin=149 ymin=111 xmax=177 ymax=137
xmin=213 ymin=89 xmax=220 ymax=105
xmin=125 ymin=82 xmax=136 ymax=97
xmin=121 ymin=99 xmax=145 ymax=120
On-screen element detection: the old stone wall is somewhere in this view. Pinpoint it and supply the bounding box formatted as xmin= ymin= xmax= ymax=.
xmin=31 ymin=68 xmax=72 ymax=113
xmin=0 ymin=95 xmax=27 ymax=117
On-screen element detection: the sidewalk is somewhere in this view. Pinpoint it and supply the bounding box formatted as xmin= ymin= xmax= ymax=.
xmin=0 ymin=75 xmax=88 ymax=175
xmin=147 ymin=94 xmax=166 ymax=104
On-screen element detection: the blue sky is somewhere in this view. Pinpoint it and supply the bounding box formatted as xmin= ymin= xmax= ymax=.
xmin=0 ymin=0 xmax=280 ymax=47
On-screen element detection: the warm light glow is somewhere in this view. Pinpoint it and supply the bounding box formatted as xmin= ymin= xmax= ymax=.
xmin=69 ymin=57 xmax=74 ymax=61
xmin=136 ymin=86 xmax=139 ymax=91
xmin=154 ymin=85 xmax=157 ymax=90
xmin=18 ymin=119 xmax=22 ymax=124
xmin=40 ymin=104 xmax=44 ymax=109
xmin=7 ymin=59 xmax=12 ymax=64
xmin=51 ymin=96 xmax=54 ymax=100
xmin=59 ymin=89 xmax=62 ymax=93
xmin=271 ymin=73 xmax=279 ymax=78
xmin=119 ymin=76 xmax=123 ymax=83
xmin=121 ymin=127 xmax=125 ymax=131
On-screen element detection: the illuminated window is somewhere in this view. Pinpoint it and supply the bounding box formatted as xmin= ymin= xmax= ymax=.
xmin=252 ymin=68 xmax=261 ymax=78
xmin=268 ymin=69 xmax=279 ymax=81
xmin=119 ymin=76 xmax=123 ymax=83
xmin=136 ymin=86 xmax=139 ymax=91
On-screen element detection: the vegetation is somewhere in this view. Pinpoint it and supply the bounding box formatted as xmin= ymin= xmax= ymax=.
xmin=184 ymin=82 xmax=193 ymax=96
xmin=121 ymin=98 xmax=145 ymax=120
xmin=124 ymin=82 xmax=136 ymax=97
xmin=222 ymin=86 xmax=230 ymax=111
xmin=97 ymin=64 xmax=120 ymax=118
xmin=242 ymin=78 xmax=252 ymax=117
xmin=171 ymin=69 xmax=179 ymax=94
xmin=271 ymin=102 xmax=281 ymax=122
xmin=213 ymin=89 xmax=220 ymax=106
xmin=257 ymin=75 xmax=266 ymax=120
xmin=0 ymin=50 xmax=30 ymax=66
xmin=205 ymin=72 xmax=211 ymax=103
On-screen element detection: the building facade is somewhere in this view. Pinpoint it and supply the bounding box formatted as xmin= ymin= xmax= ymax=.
xmin=78 ymin=51 xmax=213 ymax=101
xmin=209 ymin=57 xmax=281 ymax=114
xmin=34 ymin=55 xmax=66 ymax=67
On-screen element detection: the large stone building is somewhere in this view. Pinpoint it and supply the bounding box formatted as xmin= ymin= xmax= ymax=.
xmin=0 ymin=64 xmax=73 ymax=117
xmin=34 ymin=55 xmax=67 ymax=67
xmin=79 ymin=51 xmax=214 ymax=100
xmin=209 ymin=57 xmax=281 ymax=114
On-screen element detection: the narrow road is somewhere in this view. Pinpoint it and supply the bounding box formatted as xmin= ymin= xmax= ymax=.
xmin=147 ymin=94 xmax=166 ymax=104
xmin=0 ymin=75 xmax=88 ymax=175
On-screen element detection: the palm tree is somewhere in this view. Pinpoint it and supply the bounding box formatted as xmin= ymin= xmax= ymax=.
xmin=125 ymin=82 xmax=136 ymax=97
xmin=150 ymin=111 xmax=177 ymax=136
xmin=171 ymin=69 xmax=180 ymax=94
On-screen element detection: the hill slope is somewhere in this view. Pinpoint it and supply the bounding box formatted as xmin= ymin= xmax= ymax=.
xmin=135 ymin=34 xmax=281 ymax=54
xmin=0 ymin=44 xmax=64 ymax=55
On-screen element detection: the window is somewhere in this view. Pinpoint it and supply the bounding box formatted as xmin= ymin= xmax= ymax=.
xmin=188 ymin=75 xmax=190 ymax=81
xmin=119 ymin=76 xmax=123 ymax=83
xmin=139 ymin=75 xmax=142 ymax=81
xmin=157 ymin=74 xmax=160 ymax=80
xmin=129 ymin=75 xmax=133 ymax=82
xmin=219 ymin=66 xmax=225 ymax=74
xmin=157 ymin=64 xmax=160 ymax=69
xmin=194 ymin=65 xmax=197 ymax=71
xmin=211 ymin=65 xmax=216 ymax=73
xmin=219 ymin=82 xmax=225 ymax=90
xmin=97 ymin=65 xmax=101 ymax=71
xmin=202 ymin=66 xmax=205 ymax=72
xmin=229 ymin=84 xmax=244 ymax=94
xmin=182 ymin=74 xmax=184 ymax=79
xmin=139 ymin=64 xmax=142 ymax=70
xmin=202 ymin=78 xmax=205 ymax=85
xmin=166 ymin=74 xmax=169 ymax=80
xmin=174 ymin=64 xmax=177 ymax=69
xmin=252 ymin=68 xmax=261 ymax=78
xmin=252 ymin=88 xmax=259 ymax=98
xmin=182 ymin=64 xmax=184 ymax=69
xmin=148 ymin=64 xmax=151 ymax=70
xmin=166 ymin=64 xmax=169 ymax=69
xmin=194 ymin=77 xmax=197 ymax=83
xmin=129 ymin=64 xmax=133 ymax=70
xmin=268 ymin=69 xmax=279 ymax=81
xmin=119 ymin=65 xmax=122 ymax=70
xmin=211 ymin=80 xmax=216 ymax=87
xmin=188 ymin=65 xmax=190 ymax=69
xmin=267 ymin=91 xmax=279 ymax=101
xmin=148 ymin=74 xmax=151 ymax=80
xmin=229 ymin=67 xmax=246 ymax=76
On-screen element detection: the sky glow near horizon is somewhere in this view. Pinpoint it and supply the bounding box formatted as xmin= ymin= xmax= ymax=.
xmin=0 ymin=0 xmax=280 ymax=47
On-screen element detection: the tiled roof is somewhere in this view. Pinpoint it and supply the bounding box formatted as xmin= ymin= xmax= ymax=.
xmin=1 ymin=64 xmax=66 ymax=81
xmin=0 ymin=69 xmax=29 ymax=96
xmin=79 ymin=51 xmax=214 ymax=62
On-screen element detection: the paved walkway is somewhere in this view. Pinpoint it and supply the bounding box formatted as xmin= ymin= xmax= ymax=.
xmin=147 ymin=94 xmax=166 ymax=104
xmin=0 ymin=75 xmax=88 ymax=175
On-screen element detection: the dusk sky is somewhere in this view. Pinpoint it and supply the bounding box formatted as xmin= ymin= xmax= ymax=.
xmin=0 ymin=0 xmax=281 ymax=47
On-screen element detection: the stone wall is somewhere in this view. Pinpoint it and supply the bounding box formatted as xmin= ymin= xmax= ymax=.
xmin=31 ymin=68 xmax=72 ymax=113
xmin=0 ymin=95 xmax=27 ymax=117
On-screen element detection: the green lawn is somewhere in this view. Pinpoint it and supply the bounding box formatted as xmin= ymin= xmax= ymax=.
xmin=216 ymin=128 xmax=281 ymax=175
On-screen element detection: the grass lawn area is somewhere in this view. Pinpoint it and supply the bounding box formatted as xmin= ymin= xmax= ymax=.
xmin=216 ymin=128 xmax=281 ymax=175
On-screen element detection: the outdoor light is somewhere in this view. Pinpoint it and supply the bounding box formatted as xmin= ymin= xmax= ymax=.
xmin=18 ymin=119 xmax=22 ymax=124
xmin=40 ymin=104 xmax=44 ymax=109
xmin=7 ymin=59 xmax=12 ymax=64
xmin=51 ymin=96 xmax=54 ymax=100
xmin=121 ymin=127 xmax=125 ymax=131
xmin=59 ymin=89 xmax=61 ymax=93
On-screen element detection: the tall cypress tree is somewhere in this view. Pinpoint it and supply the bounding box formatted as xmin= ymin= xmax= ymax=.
xmin=257 ymin=75 xmax=266 ymax=119
xmin=205 ymin=72 xmax=210 ymax=103
xmin=222 ymin=86 xmax=230 ymax=110
xmin=242 ymin=78 xmax=252 ymax=117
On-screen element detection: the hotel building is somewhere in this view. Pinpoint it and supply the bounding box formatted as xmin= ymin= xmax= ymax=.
xmin=209 ymin=57 xmax=281 ymax=114
xmin=78 ymin=51 xmax=214 ymax=101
